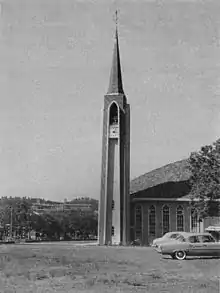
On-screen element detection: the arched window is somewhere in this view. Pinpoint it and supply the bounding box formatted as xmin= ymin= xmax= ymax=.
xmin=149 ymin=205 xmax=156 ymax=236
xmin=191 ymin=208 xmax=199 ymax=232
xmin=176 ymin=205 xmax=184 ymax=231
xmin=162 ymin=205 xmax=170 ymax=235
xmin=135 ymin=205 xmax=142 ymax=240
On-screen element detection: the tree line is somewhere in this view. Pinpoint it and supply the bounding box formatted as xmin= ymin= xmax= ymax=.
xmin=0 ymin=197 xmax=98 ymax=241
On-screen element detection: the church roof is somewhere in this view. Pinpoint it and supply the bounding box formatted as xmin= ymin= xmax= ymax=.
xmin=130 ymin=159 xmax=191 ymax=195
xmin=107 ymin=29 xmax=124 ymax=95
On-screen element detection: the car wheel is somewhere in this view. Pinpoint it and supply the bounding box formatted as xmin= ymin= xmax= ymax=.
xmin=174 ymin=250 xmax=186 ymax=260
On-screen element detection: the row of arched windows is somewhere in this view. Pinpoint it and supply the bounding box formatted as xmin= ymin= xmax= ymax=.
xmin=135 ymin=205 xmax=142 ymax=240
xmin=135 ymin=205 xmax=185 ymax=239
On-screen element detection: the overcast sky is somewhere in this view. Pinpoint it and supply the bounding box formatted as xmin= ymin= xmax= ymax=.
xmin=0 ymin=0 xmax=219 ymax=201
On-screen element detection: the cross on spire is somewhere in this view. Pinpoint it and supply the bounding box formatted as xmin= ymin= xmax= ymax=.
xmin=115 ymin=10 xmax=118 ymax=29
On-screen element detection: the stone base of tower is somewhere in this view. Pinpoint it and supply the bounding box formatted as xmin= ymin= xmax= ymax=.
xmin=111 ymin=227 xmax=122 ymax=245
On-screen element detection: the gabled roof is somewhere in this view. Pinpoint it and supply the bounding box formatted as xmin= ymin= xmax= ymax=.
xmin=130 ymin=159 xmax=191 ymax=194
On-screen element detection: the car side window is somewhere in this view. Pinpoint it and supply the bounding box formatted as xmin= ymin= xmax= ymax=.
xmin=188 ymin=236 xmax=199 ymax=243
xmin=199 ymin=235 xmax=215 ymax=243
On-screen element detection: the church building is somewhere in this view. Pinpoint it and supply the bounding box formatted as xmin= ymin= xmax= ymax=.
xmin=130 ymin=159 xmax=198 ymax=245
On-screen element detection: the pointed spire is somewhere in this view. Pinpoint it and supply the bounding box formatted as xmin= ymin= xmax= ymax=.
xmin=107 ymin=11 xmax=124 ymax=95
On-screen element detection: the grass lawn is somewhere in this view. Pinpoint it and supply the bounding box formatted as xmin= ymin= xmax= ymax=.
xmin=0 ymin=243 xmax=219 ymax=293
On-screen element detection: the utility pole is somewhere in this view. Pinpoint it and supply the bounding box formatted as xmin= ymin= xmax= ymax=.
xmin=10 ymin=207 xmax=13 ymax=238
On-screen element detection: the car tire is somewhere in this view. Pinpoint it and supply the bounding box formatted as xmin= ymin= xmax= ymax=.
xmin=173 ymin=250 xmax=186 ymax=260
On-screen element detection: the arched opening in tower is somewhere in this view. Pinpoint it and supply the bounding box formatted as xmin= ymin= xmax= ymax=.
xmin=109 ymin=103 xmax=118 ymax=125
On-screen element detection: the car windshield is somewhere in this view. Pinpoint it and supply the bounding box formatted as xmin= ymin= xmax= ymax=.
xmin=175 ymin=235 xmax=186 ymax=242
xmin=169 ymin=234 xmax=179 ymax=239
xmin=163 ymin=233 xmax=178 ymax=239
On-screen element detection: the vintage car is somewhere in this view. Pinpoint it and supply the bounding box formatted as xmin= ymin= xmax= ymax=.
xmin=157 ymin=232 xmax=220 ymax=260
xmin=151 ymin=231 xmax=187 ymax=247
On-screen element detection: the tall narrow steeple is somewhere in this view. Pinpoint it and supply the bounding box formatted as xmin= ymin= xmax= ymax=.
xmin=99 ymin=11 xmax=130 ymax=246
xmin=107 ymin=13 xmax=124 ymax=95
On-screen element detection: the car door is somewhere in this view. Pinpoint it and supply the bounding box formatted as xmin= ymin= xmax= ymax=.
xmin=187 ymin=236 xmax=207 ymax=256
xmin=197 ymin=235 xmax=220 ymax=257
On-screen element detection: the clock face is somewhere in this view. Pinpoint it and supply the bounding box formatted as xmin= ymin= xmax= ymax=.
xmin=109 ymin=125 xmax=119 ymax=138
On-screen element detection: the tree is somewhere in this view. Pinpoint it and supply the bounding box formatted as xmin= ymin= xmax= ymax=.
xmin=188 ymin=139 xmax=220 ymax=218
xmin=30 ymin=212 xmax=47 ymax=234
xmin=15 ymin=199 xmax=32 ymax=225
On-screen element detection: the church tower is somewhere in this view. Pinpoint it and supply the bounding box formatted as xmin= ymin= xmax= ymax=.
xmin=98 ymin=27 xmax=130 ymax=245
